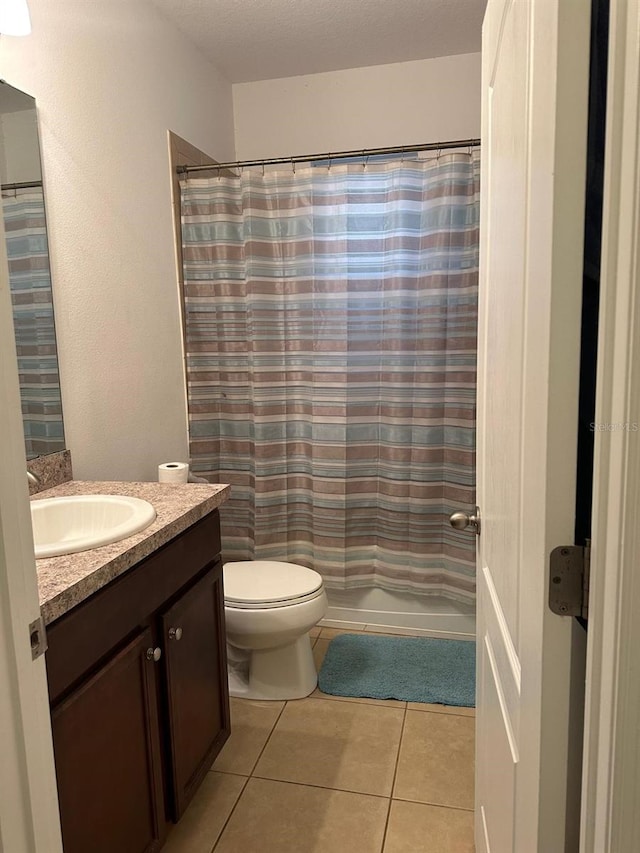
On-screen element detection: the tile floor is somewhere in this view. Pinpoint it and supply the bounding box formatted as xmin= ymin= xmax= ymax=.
xmin=164 ymin=627 xmax=475 ymax=853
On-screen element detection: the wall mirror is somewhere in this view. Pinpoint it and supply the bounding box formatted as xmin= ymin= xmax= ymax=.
xmin=0 ymin=80 xmax=65 ymax=459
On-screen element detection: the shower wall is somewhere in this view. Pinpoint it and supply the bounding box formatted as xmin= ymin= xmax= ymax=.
xmin=232 ymin=53 xmax=481 ymax=634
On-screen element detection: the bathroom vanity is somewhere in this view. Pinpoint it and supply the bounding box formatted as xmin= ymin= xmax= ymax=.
xmin=35 ymin=480 xmax=231 ymax=853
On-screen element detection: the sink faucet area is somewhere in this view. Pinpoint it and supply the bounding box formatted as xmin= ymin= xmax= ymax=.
xmin=27 ymin=468 xmax=40 ymax=486
xmin=31 ymin=494 xmax=156 ymax=558
xmin=32 ymin=479 xmax=230 ymax=627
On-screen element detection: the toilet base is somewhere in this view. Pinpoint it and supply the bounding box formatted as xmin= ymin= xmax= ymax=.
xmin=227 ymin=633 xmax=318 ymax=700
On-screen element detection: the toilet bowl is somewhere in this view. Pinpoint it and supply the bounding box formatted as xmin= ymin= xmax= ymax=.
xmin=223 ymin=560 xmax=328 ymax=700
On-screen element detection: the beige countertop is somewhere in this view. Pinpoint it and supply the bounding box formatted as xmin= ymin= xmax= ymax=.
xmin=33 ymin=480 xmax=230 ymax=625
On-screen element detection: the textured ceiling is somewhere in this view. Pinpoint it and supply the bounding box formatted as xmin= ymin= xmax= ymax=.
xmin=149 ymin=0 xmax=486 ymax=83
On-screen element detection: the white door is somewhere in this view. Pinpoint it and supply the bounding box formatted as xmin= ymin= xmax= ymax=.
xmin=475 ymin=0 xmax=591 ymax=850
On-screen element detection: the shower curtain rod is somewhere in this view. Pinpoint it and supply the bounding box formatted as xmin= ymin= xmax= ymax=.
xmin=1 ymin=180 xmax=43 ymax=191
xmin=177 ymin=137 xmax=481 ymax=174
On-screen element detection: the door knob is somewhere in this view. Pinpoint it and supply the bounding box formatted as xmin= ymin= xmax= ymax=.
xmin=449 ymin=507 xmax=481 ymax=535
xmin=146 ymin=647 xmax=162 ymax=662
xmin=168 ymin=627 xmax=183 ymax=641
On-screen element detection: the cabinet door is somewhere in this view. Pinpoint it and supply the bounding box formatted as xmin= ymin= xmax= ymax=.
xmin=162 ymin=563 xmax=230 ymax=819
xmin=51 ymin=628 xmax=165 ymax=853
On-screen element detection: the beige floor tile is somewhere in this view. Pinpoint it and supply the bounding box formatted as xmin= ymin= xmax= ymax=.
xmin=312 ymin=637 xmax=331 ymax=669
xmin=310 ymin=637 xmax=406 ymax=708
xmin=319 ymin=626 xmax=367 ymax=640
xmin=407 ymin=702 xmax=475 ymax=718
xmin=320 ymin=619 xmax=367 ymax=630
xmin=394 ymin=711 xmax=474 ymax=810
xmin=383 ymin=800 xmax=475 ymax=853
xmin=214 ymin=777 xmax=389 ymax=853
xmin=212 ymin=697 xmax=284 ymax=776
xmin=309 ymin=626 xmax=321 ymax=639
xmin=253 ymin=697 xmax=404 ymax=796
xmin=162 ymin=772 xmax=246 ymax=853
xmin=364 ymin=625 xmax=430 ymax=638
xmin=309 ymin=685 xmax=407 ymax=709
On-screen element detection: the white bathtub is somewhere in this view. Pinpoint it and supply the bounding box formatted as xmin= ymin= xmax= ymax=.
xmin=322 ymin=586 xmax=476 ymax=640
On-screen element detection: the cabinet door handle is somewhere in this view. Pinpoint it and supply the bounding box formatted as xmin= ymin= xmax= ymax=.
xmin=168 ymin=627 xmax=183 ymax=641
xmin=146 ymin=647 xmax=162 ymax=662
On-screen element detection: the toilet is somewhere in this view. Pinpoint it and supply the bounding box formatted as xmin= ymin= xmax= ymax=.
xmin=223 ymin=560 xmax=328 ymax=700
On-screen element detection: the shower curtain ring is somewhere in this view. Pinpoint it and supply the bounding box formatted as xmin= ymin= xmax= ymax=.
xmin=362 ymin=150 xmax=366 ymax=170
xmin=401 ymin=147 xmax=405 ymax=163
xmin=291 ymin=157 xmax=296 ymax=174
xmin=328 ymin=154 xmax=332 ymax=172
xmin=262 ymin=161 xmax=265 ymax=177
xmin=217 ymin=165 xmax=221 ymax=181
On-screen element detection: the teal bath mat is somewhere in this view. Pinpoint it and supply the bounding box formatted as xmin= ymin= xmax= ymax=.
xmin=318 ymin=634 xmax=476 ymax=707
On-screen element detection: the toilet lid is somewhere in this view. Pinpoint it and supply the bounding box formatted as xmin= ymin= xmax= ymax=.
xmin=223 ymin=560 xmax=324 ymax=609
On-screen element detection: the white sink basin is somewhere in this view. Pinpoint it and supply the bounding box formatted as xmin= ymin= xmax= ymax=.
xmin=31 ymin=494 xmax=157 ymax=559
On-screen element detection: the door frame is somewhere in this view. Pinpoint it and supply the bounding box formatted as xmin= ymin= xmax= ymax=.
xmin=0 ymin=193 xmax=63 ymax=849
xmin=582 ymin=0 xmax=640 ymax=849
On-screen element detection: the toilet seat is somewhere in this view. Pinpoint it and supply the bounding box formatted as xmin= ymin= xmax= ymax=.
xmin=223 ymin=560 xmax=324 ymax=610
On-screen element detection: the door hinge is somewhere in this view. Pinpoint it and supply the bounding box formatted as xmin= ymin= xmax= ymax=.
xmin=28 ymin=615 xmax=48 ymax=661
xmin=549 ymin=541 xmax=590 ymax=619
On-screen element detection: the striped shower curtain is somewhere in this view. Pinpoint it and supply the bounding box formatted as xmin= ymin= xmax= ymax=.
xmin=3 ymin=188 xmax=64 ymax=458
xmin=180 ymin=151 xmax=480 ymax=601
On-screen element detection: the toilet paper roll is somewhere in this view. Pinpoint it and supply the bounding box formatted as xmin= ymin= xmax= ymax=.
xmin=158 ymin=462 xmax=189 ymax=484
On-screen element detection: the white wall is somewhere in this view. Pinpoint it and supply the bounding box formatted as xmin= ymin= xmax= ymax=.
xmin=0 ymin=0 xmax=235 ymax=481
xmin=233 ymin=53 xmax=481 ymax=160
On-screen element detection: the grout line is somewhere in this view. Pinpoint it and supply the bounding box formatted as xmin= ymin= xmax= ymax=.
xmin=209 ymin=773 xmax=250 ymax=853
xmin=211 ymin=702 xmax=287 ymax=852
xmin=210 ymin=700 xmax=294 ymax=852
xmin=234 ymin=689 xmax=469 ymax=716
xmin=405 ymin=705 xmax=476 ymax=719
xmin=321 ymin=621 xmax=474 ymax=639
xmin=231 ymin=690 xmax=406 ymax=710
xmin=390 ymin=794 xmax=475 ymax=812
xmin=247 ymin=700 xmax=288 ymax=777
xmin=319 ymin=627 xmax=367 ymax=639
xmin=380 ymin=701 xmax=407 ymax=851
xmin=310 ymin=692 xmax=407 ymax=708
xmin=211 ymin=768 xmax=250 ymax=779
xmin=380 ymin=796 xmax=392 ymax=852
xmin=248 ymin=773 xmax=393 ymax=800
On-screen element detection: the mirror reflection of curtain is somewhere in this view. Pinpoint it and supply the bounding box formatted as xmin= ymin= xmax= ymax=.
xmin=180 ymin=152 xmax=480 ymax=601
xmin=2 ymin=187 xmax=64 ymax=458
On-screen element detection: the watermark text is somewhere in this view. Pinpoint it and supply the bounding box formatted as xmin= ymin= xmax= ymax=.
xmin=590 ymin=422 xmax=639 ymax=432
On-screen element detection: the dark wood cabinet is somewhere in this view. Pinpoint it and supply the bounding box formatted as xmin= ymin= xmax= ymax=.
xmin=46 ymin=511 xmax=230 ymax=853
xmin=51 ymin=629 xmax=165 ymax=853
xmin=162 ymin=568 xmax=228 ymax=819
